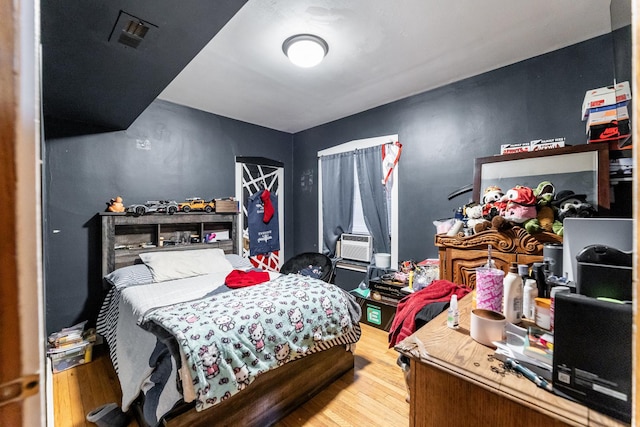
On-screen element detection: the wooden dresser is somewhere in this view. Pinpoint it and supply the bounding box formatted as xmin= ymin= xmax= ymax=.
xmin=395 ymin=295 xmax=628 ymax=427
xmin=434 ymin=226 xmax=562 ymax=288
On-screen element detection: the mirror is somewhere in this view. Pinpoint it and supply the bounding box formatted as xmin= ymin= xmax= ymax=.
xmin=473 ymin=144 xmax=610 ymax=213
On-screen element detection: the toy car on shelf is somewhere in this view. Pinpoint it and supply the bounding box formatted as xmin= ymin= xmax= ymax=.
xmin=178 ymin=197 xmax=216 ymax=213
xmin=126 ymin=200 xmax=179 ymax=216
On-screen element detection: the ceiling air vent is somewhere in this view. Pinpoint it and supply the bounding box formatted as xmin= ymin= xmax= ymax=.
xmin=109 ymin=11 xmax=157 ymax=49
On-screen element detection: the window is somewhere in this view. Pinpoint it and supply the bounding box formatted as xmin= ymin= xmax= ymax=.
xmin=318 ymin=134 xmax=399 ymax=267
xmin=351 ymin=164 xmax=369 ymax=235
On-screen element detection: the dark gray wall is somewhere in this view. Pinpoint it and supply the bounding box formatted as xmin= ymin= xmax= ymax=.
xmin=43 ymin=100 xmax=293 ymax=334
xmin=43 ymin=29 xmax=631 ymax=333
xmin=290 ymin=32 xmax=627 ymax=263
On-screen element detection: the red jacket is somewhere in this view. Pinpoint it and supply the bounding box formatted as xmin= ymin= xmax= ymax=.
xmin=388 ymin=280 xmax=470 ymax=348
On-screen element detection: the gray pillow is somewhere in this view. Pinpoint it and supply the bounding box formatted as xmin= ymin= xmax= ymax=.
xmin=225 ymin=254 xmax=254 ymax=270
xmin=104 ymin=264 xmax=153 ymax=289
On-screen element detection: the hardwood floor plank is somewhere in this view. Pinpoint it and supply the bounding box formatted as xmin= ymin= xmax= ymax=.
xmin=67 ymin=369 xmax=88 ymax=426
xmin=76 ymin=361 xmax=104 ymax=419
xmin=53 ymin=323 xmax=409 ymax=427
xmin=53 ymin=372 xmax=70 ymax=425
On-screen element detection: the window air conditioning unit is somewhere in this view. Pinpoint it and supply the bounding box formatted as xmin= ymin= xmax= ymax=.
xmin=340 ymin=234 xmax=373 ymax=263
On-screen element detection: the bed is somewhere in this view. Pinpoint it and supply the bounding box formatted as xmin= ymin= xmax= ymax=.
xmin=96 ymin=248 xmax=362 ymax=427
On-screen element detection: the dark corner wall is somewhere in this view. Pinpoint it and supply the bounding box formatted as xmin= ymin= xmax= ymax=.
xmin=290 ymin=28 xmax=631 ymax=262
xmin=43 ymin=100 xmax=293 ymax=334
xmin=43 ymin=27 xmax=631 ymax=334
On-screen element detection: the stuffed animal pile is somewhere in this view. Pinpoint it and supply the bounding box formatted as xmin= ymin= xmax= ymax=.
xmin=465 ymin=182 xmax=596 ymax=236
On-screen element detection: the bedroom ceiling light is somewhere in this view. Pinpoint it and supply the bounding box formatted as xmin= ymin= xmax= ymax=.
xmin=282 ymin=34 xmax=328 ymax=68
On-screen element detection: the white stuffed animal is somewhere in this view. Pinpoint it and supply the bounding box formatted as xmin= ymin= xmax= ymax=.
xmin=465 ymin=204 xmax=490 ymax=234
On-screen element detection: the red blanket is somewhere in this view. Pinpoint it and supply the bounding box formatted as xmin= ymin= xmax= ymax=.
xmin=388 ymin=280 xmax=470 ymax=348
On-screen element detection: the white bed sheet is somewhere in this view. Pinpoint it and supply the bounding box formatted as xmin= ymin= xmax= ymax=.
xmin=115 ymin=271 xmax=280 ymax=411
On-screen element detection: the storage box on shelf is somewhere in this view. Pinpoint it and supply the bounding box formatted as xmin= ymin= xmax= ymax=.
xmin=101 ymin=212 xmax=238 ymax=276
xmin=214 ymin=199 xmax=239 ymax=213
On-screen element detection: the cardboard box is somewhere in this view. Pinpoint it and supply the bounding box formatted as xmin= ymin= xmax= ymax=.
xmin=500 ymin=142 xmax=530 ymax=154
xmin=586 ymin=103 xmax=629 ymax=131
xmin=615 ymin=80 xmax=632 ymax=104
xmin=354 ymin=294 xmax=397 ymax=331
xmin=214 ymin=199 xmax=239 ymax=213
xmin=501 ymin=138 xmax=565 ymax=154
xmin=582 ymin=81 xmax=631 ymax=120
xmin=530 ymin=137 xmax=565 ymax=152
xmin=582 ymin=86 xmax=616 ymax=120
xmin=588 ymin=119 xmax=631 ymax=143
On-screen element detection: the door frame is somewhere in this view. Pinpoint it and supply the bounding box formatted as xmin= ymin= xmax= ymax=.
xmin=235 ymin=157 xmax=285 ymax=271
xmin=1 ymin=0 xmax=44 ymax=425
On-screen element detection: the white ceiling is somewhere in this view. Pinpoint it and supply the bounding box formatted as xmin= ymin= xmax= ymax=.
xmin=158 ymin=0 xmax=620 ymax=134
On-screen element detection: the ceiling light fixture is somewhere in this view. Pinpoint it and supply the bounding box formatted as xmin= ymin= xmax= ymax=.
xmin=282 ymin=34 xmax=329 ymax=68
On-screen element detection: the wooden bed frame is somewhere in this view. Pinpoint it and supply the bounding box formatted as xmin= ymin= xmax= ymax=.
xmin=100 ymin=222 xmax=357 ymax=427
xmin=152 ymin=345 xmax=354 ymax=426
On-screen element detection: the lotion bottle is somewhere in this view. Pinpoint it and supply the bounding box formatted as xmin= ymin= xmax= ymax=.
xmin=447 ymin=294 xmax=459 ymax=329
xmin=503 ymin=262 xmax=523 ymax=323
xmin=522 ymin=278 xmax=538 ymax=320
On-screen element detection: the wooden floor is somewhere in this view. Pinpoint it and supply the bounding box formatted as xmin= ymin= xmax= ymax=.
xmin=52 ymin=324 xmax=410 ymax=427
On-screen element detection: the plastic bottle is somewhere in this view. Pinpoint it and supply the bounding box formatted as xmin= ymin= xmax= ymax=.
xmin=503 ymin=262 xmax=523 ymax=323
xmin=522 ymin=278 xmax=538 ymax=320
xmin=518 ymin=264 xmax=530 ymax=282
xmin=532 ymin=262 xmax=549 ymax=298
xmin=447 ymin=294 xmax=459 ymax=329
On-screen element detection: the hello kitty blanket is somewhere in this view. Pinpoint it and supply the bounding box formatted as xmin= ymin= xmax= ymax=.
xmin=141 ymin=274 xmax=362 ymax=414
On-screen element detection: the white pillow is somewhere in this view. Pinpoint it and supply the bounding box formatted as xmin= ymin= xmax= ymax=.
xmin=139 ymin=248 xmax=233 ymax=282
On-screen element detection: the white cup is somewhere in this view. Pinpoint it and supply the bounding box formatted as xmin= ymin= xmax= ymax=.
xmin=374 ymin=253 xmax=391 ymax=269
xmin=470 ymin=309 xmax=506 ymax=347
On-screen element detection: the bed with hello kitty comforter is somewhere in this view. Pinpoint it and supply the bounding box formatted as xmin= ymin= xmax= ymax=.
xmin=98 ymin=265 xmax=361 ymax=427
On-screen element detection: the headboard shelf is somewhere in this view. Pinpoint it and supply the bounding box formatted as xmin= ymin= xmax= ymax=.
xmin=100 ymin=212 xmax=238 ymax=276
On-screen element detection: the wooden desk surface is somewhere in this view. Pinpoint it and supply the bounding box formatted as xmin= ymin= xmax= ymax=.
xmin=395 ymin=294 xmax=628 ymax=427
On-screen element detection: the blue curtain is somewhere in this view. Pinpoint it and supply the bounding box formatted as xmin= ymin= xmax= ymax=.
xmin=321 ymin=152 xmax=354 ymax=256
xmin=355 ymin=146 xmax=391 ymax=255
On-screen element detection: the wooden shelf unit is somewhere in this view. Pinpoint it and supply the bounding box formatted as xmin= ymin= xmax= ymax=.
xmin=100 ymin=212 xmax=238 ymax=276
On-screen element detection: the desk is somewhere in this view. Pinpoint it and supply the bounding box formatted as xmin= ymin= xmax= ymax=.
xmin=395 ymin=295 xmax=628 ymax=427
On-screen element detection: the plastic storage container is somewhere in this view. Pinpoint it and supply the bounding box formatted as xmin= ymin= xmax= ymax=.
xmin=535 ymin=297 xmax=551 ymax=330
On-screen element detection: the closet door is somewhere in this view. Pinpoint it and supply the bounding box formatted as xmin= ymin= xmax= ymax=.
xmin=235 ymin=157 xmax=284 ymax=271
